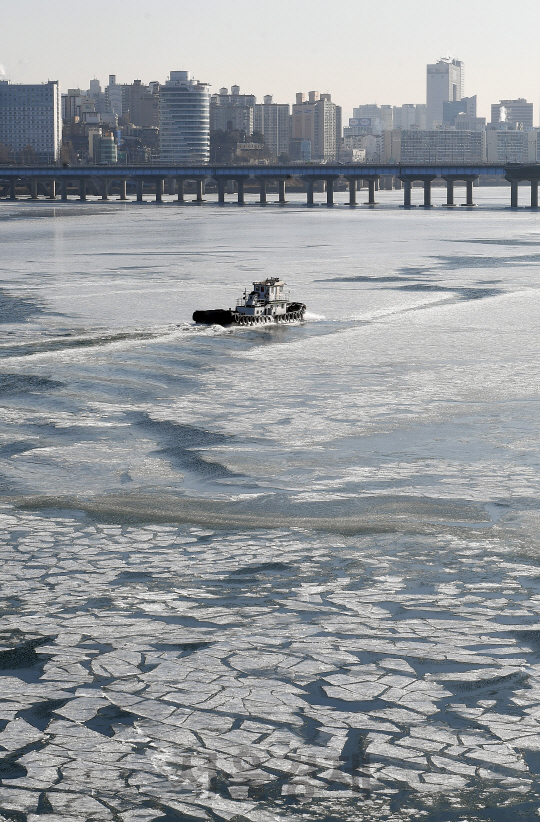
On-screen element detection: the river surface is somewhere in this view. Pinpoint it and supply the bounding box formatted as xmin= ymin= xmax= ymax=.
xmin=0 ymin=188 xmax=540 ymax=820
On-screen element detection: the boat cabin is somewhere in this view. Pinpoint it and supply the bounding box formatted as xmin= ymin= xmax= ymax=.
xmin=236 ymin=277 xmax=289 ymax=317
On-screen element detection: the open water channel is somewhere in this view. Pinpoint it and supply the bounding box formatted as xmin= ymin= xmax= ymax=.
xmin=0 ymin=187 xmax=540 ymax=820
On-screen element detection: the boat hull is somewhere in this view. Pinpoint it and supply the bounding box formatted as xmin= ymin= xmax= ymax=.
xmin=193 ymin=303 xmax=306 ymax=327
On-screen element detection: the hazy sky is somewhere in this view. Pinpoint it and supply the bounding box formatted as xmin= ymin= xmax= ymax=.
xmin=2 ymin=0 xmax=540 ymax=122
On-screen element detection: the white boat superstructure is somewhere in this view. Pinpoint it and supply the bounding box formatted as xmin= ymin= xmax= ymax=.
xmin=235 ymin=278 xmax=290 ymax=319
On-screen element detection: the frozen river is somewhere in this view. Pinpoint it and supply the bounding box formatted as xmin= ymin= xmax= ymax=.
xmin=0 ymin=189 xmax=540 ymax=820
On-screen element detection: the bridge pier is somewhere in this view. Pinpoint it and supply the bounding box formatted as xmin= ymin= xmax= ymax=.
xmin=9 ymin=179 xmax=17 ymax=200
xmin=119 ymin=179 xmax=127 ymax=200
xmin=422 ymin=178 xmax=433 ymax=208
xmin=30 ymin=180 xmax=38 ymax=199
xmin=167 ymin=177 xmax=176 ymax=196
xmin=306 ymin=180 xmax=314 ymax=206
xmin=195 ymin=180 xmax=204 ymax=202
xmin=49 ymin=180 xmax=56 ymax=200
xmin=217 ymin=180 xmax=226 ymax=203
xmin=136 ymin=180 xmax=144 ymax=202
xmin=366 ymin=179 xmax=377 ymax=206
xmin=402 ymin=179 xmax=413 ymax=207
xmin=61 ymin=180 xmax=68 ymax=201
xmin=258 ymin=179 xmax=267 ymax=204
xmin=462 ymin=179 xmax=475 ymax=207
xmin=101 ymin=180 xmax=108 ymax=201
xmin=510 ymin=179 xmax=519 ymax=208
xmin=326 ymin=178 xmax=334 ymax=206
xmin=347 ymin=178 xmax=356 ymax=205
xmin=278 ymin=179 xmax=286 ymax=203
xmin=237 ymin=179 xmax=245 ymax=205
xmin=155 ymin=178 xmax=163 ymax=203
xmin=79 ymin=179 xmax=87 ymax=201
xmin=445 ymin=178 xmax=455 ymax=206
xmin=176 ymin=179 xmax=184 ymax=202
xmin=532 ymin=180 xmax=538 ymax=208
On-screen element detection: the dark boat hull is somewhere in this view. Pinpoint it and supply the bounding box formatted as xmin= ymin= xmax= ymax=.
xmin=193 ymin=303 xmax=306 ymax=327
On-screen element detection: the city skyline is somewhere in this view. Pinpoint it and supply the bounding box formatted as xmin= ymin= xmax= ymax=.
xmin=2 ymin=0 xmax=540 ymax=123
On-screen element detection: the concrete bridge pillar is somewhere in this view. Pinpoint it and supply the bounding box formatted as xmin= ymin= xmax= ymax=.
xmin=306 ymin=180 xmax=314 ymax=205
xmin=258 ymin=179 xmax=267 ymax=204
xmin=9 ymin=179 xmax=17 ymax=200
xmin=176 ymin=179 xmax=184 ymax=202
xmin=423 ymin=179 xmax=432 ymax=208
xmin=445 ymin=179 xmax=454 ymax=206
xmin=79 ymin=179 xmax=87 ymax=201
xmin=510 ymin=179 xmax=519 ymax=208
xmin=531 ymin=180 xmax=538 ymax=208
xmin=237 ymin=179 xmax=245 ymax=204
xmin=49 ymin=180 xmax=56 ymax=200
xmin=101 ymin=180 xmax=108 ymax=201
xmin=167 ymin=177 xmax=176 ymax=196
xmin=155 ymin=178 xmax=163 ymax=203
xmin=402 ymin=179 xmax=412 ymax=207
xmin=367 ymin=179 xmax=377 ymax=205
xmin=119 ymin=179 xmax=127 ymax=200
xmin=464 ymin=180 xmax=475 ymax=206
xmin=195 ymin=180 xmax=204 ymax=202
xmin=136 ymin=180 xmax=144 ymax=202
xmin=278 ymin=179 xmax=286 ymax=203
xmin=348 ymin=178 xmax=356 ymax=205
xmin=217 ymin=180 xmax=226 ymax=203
xmin=326 ymin=179 xmax=334 ymax=205
xmin=30 ymin=180 xmax=38 ymax=199
xmin=61 ymin=179 xmax=68 ymax=201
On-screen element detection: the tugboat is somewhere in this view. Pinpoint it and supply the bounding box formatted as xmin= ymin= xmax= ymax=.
xmin=193 ymin=278 xmax=306 ymax=327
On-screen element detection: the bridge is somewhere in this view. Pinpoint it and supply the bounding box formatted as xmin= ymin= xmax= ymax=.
xmin=0 ymin=163 xmax=538 ymax=208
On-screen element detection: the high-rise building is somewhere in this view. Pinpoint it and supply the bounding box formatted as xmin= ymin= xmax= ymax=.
xmin=380 ymin=106 xmax=393 ymax=131
xmin=292 ymin=91 xmax=341 ymax=161
xmin=253 ymin=95 xmax=290 ymax=157
xmin=106 ymin=75 xmax=122 ymax=118
xmin=352 ymin=104 xmax=382 ymax=134
xmin=443 ymin=95 xmax=477 ymax=126
xmin=426 ymin=58 xmax=464 ymax=129
xmin=122 ymin=80 xmax=159 ymax=128
xmin=0 ymin=79 xmax=61 ymax=162
xmin=159 ymin=71 xmax=210 ymax=163
xmin=490 ymin=99 xmax=533 ymax=130
xmin=210 ymin=86 xmax=255 ymax=135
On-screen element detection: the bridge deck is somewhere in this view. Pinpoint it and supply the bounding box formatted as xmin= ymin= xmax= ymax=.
xmin=0 ymin=163 xmax=519 ymax=179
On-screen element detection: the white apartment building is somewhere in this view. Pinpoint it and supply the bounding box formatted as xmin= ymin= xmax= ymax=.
xmin=0 ymin=80 xmax=61 ymax=162
xmin=292 ymin=91 xmax=341 ymax=161
xmin=400 ymin=129 xmax=484 ymax=164
xmin=253 ymin=96 xmax=290 ymax=157
xmin=210 ymin=86 xmax=256 ymax=135
xmin=159 ymin=71 xmax=210 ymax=163
xmin=485 ymin=128 xmax=537 ymax=163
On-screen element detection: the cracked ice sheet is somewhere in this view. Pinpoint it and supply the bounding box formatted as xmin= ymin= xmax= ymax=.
xmin=4 ymin=515 xmax=540 ymax=818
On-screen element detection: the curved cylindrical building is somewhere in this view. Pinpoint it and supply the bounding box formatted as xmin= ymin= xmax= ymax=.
xmin=159 ymin=71 xmax=210 ymax=163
